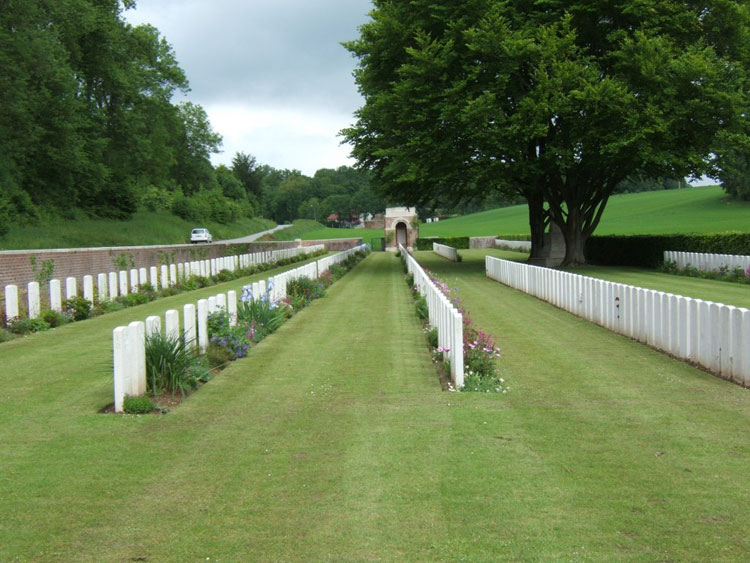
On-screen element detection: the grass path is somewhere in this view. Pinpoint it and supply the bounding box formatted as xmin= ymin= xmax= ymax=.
xmin=2 ymin=250 xmax=749 ymax=560
xmin=0 ymin=253 xmax=448 ymax=560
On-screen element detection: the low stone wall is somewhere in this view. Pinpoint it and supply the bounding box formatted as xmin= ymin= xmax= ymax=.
xmin=470 ymin=237 xmax=498 ymax=249
xmin=0 ymin=241 xmax=299 ymax=288
xmin=495 ymin=239 xmax=532 ymax=253
xmin=433 ymin=242 xmax=459 ymax=262
xmin=301 ymin=238 xmax=363 ymax=252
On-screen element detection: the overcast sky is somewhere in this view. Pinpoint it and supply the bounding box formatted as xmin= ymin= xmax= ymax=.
xmin=124 ymin=0 xmax=373 ymax=176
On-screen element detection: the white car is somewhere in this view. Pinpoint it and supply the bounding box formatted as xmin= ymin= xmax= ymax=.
xmin=190 ymin=228 xmax=213 ymax=243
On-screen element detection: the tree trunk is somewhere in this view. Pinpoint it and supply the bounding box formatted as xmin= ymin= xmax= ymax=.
xmin=526 ymin=191 xmax=546 ymax=261
xmin=559 ymin=212 xmax=589 ymax=267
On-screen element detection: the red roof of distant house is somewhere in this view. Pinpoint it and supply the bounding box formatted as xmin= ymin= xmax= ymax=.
xmin=327 ymin=214 xmax=338 ymax=220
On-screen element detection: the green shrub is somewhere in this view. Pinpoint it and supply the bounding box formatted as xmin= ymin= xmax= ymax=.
xmin=414 ymin=293 xmax=428 ymax=320
xmin=94 ymin=300 xmax=125 ymax=315
xmin=416 ymin=237 xmax=470 ymax=250
xmin=8 ymin=317 xmax=50 ymax=334
xmin=426 ymin=327 xmax=438 ymax=349
xmin=206 ymin=342 xmax=235 ymax=369
xmin=42 ymin=309 xmax=72 ymax=328
xmin=179 ymin=275 xmax=211 ymax=291
xmin=157 ymin=286 xmax=180 ymax=298
xmin=207 ymin=310 xmax=254 ymax=358
xmin=62 ymin=296 xmax=92 ymax=320
xmin=123 ymin=395 xmax=155 ymax=414
xmin=215 ymin=269 xmax=234 ymax=282
xmin=660 ymin=261 xmax=750 ymax=285
xmin=0 ymin=328 xmax=16 ymax=343
xmin=287 ymin=277 xmax=326 ymax=305
xmin=586 ymin=233 xmax=750 ymax=268
xmin=145 ymin=331 xmax=211 ymax=396
xmin=116 ymin=292 xmax=150 ymax=307
xmin=236 ymin=294 xmax=287 ymax=340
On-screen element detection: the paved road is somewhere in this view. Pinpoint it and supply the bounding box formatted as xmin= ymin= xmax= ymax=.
xmin=221 ymin=223 xmax=292 ymax=243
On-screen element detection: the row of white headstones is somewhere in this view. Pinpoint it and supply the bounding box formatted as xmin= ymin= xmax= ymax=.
xmin=3 ymin=245 xmax=324 ymax=325
xmin=112 ymin=244 xmax=370 ymax=412
xmin=665 ymin=250 xmax=750 ymax=273
xmin=486 ymin=255 xmax=750 ymax=386
xmin=401 ymin=244 xmax=464 ymax=389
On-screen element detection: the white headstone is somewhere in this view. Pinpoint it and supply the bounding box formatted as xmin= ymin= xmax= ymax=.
xmin=197 ymin=299 xmax=208 ymax=353
xmin=227 ymin=290 xmax=237 ymax=326
xmin=161 ymin=265 xmax=169 ymax=290
xmin=4 ymin=284 xmax=19 ymax=323
xmin=127 ymin=321 xmax=146 ymax=396
xmin=184 ymin=303 xmax=196 ymax=350
xmin=113 ymin=326 xmax=128 ymax=413
xmin=83 ymin=275 xmax=94 ymax=303
xmin=98 ymin=273 xmax=108 ymax=302
xmin=145 ymin=315 xmax=161 ymax=338
xmin=130 ymin=268 xmax=139 ymax=292
xmin=109 ymin=272 xmax=118 ymax=299
xmin=50 ymin=279 xmax=62 ymax=312
xmin=165 ymin=309 xmax=180 ymax=342
xmin=119 ymin=271 xmax=129 ymax=296
xmin=28 ymin=282 xmax=40 ymax=319
xmin=66 ymin=277 xmax=77 ymax=299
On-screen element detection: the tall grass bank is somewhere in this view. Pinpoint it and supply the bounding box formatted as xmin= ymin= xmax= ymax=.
xmin=486 ymin=256 xmax=750 ymax=386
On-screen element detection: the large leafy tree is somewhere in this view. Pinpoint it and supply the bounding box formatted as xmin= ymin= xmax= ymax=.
xmin=344 ymin=1 xmax=750 ymax=265
xmin=0 ymin=0 xmax=229 ymax=223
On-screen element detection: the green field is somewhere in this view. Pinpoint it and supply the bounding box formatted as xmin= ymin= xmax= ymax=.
xmin=271 ymin=219 xmax=385 ymax=243
xmin=420 ymin=185 xmax=750 ymax=238
xmin=2 ymin=251 xmax=748 ymax=560
xmin=1 ymin=211 xmax=276 ymax=250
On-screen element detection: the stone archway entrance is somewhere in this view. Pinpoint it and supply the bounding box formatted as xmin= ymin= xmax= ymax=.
xmin=395 ymin=221 xmax=408 ymax=247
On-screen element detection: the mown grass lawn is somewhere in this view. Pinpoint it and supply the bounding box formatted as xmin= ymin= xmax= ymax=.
xmin=2 ymin=250 xmax=748 ymax=561
xmin=414 ymin=249 xmax=749 ymax=560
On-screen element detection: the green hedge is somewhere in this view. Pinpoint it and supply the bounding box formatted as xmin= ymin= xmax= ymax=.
xmin=586 ymin=233 xmax=750 ymax=268
xmin=417 ymin=237 xmax=471 ymax=250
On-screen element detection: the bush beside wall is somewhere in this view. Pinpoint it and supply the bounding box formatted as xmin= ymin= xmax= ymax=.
xmin=586 ymin=233 xmax=750 ymax=268
xmin=416 ymin=237 xmax=470 ymax=251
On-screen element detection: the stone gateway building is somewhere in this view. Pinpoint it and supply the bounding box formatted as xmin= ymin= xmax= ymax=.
xmin=385 ymin=207 xmax=418 ymax=251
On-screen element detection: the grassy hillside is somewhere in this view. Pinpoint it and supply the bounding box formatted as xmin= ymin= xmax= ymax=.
xmin=0 ymin=212 xmax=276 ymax=250
xmin=420 ymin=185 xmax=750 ymax=238
xmin=271 ymin=219 xmax=384 ymax=242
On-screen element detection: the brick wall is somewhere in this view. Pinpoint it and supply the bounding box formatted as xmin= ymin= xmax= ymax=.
xmin=0 ymin=241 xmax=299 ymax=289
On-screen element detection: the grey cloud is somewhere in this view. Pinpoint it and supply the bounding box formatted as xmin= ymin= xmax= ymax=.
xmin=128 ymin=0 xmax=371 ymax=109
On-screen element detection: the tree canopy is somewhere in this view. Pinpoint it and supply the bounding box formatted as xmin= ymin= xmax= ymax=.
xmin=344 ymin=0 xmax=750 ymax=265
xmin=0 ymin=0 xmax=224 ymax=223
